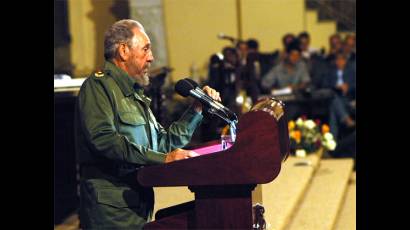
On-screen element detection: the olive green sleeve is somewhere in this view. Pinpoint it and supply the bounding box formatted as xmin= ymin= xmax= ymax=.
xmin=78 ymin=78 xmax=166 ymax=165
xmin=156 ymin=106 xmax=203 ymax=153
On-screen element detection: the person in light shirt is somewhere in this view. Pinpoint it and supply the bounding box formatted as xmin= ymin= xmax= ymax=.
xmin=261 ymin=39 xmax=311 ymax=94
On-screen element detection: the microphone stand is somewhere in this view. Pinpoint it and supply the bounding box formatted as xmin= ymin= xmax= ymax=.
xmin=207 ymin=107 xmax=238 ymax=142
xmin=193 ymin=87 xmax=238 ymax=141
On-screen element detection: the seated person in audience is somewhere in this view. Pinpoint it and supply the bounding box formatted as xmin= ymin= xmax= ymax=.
xmin=246 ymin=38 xmax=290 ymax=98
xmin=298 ymin=32 xmax=326 ymax=90
xmin=261 ymin=39 xmax=310 ymax=94
xmin=207 ymin=53 xmax=223 ymax=90
xmin=220 ymin=47 xmax=241 ymax=111
xmin=322 ymin=52 xmax=356 ymax=139
xmin=279 ymin=33 xmax=296 ymax=61
xmin=245 ymin=39 xmax=261 ymax=79
xmin=259 ymin=33 xmax=296 ymax=94
xmin=325 ymin=33 xmax=343 ymax=63
xmin=311 ymin=33 xmax=344 ymax=89
xmin=256 ymin=35 xmax=293 ymax=89
xmin=204 ymin=47 xmax=242 ymax=141
xmin=236 ymin=40 xmax=248 ymax=66
xmin=342 ymin=34 xmax=356 ymax=70
xmin=244 ymin=38 xmax=264 ymax=99
xmin=247 ymin=38 xmax=259 ymax=55
xmin=261 ymin=39 xmax=310 ymax=119
xmin=298 ymin=31 xmax=320 ymax=61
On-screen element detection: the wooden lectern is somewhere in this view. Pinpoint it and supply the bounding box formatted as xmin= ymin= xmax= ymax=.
xmin=138 ymin=98 xmax=289 ymax=229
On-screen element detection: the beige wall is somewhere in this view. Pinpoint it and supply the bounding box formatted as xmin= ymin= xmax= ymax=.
xmin=68 ymin=0 xmax=116 ymax=77
xmin=66 ymin=0 xmax=338 ymax=79
xmin=163 ymin=0 xmax=336 ymax=82
xmin=306 ymin=10 xmax=336 ymax=52
xmin=240 ymin=0 xmax=305 ymax=52
xmin=163 ymin=0 xmax=239 ymax=82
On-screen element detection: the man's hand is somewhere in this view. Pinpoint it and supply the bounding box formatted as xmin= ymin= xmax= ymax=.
xmin=193 ymin=86 xmax=222 ymax=113
xmin=165 ymin=148 xmax=199 ymax=163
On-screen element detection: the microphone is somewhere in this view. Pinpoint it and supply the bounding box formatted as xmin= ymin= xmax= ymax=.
xmin=183 ymin=78 xmax=231 ymax=114
xmin=175 ymin=78 xmax=238 ymax=124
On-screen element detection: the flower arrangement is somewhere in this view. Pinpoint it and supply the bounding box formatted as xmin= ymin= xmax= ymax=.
xmin=288 ymin=116 xmax=337 ymax=157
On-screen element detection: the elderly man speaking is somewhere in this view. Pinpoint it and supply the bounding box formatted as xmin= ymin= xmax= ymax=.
xmin=75 ymin=19 xmax=221 ymax=229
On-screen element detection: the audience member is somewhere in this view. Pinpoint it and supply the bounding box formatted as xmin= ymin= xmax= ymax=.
xmin=261 ymin=39 xmax=311 ymax=119
xmin=258 ymin=33 xmax=296 ymax=94
xmin=247 ymin=38 xmax=259 ymax=54
xmin=245 ymin=38 xmax=262 ymax=80
xmin=207 ymin=53 xmax=223 ymax=90
xmin=220 ymin=47 xmax=241 ymax=110
xmin=325 ymin=34 xmax=343 ymax=63
xmin=278 ymin=33 xmax=296 ymax=62
xmin=207 ymin=47 xmax=241 ymax=111
xmin=297 ymin=31 xmax=327 ymax=90
xmin=205 ymin=31 xmax=356 ymax=153
xmin=204 ymin=47 xmax=241 ymax=142
xmin=236 ymin=40 xmax=248 ymax=66
xmin=322 ymin=52 xmax=356 ymax=139
xmin=261 ymin=39 xmax=310 ymax=92
xmin=298 ymin=31 xmax=320 ymax=60
xmin=342 ymin=34 xmax=356 ymax=71
xmin=233 ymin=38 xmax=262 ymax=104
xmin=343 ymin=34 xmax=356 ymax=58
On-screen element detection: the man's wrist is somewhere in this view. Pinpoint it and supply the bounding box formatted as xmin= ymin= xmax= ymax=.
xmin=192 ymin=101 xmax=203 ymax=114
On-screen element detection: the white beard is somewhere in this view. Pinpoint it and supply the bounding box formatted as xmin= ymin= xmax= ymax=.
xmin=135 ymin=72 xmax=150 ymax=86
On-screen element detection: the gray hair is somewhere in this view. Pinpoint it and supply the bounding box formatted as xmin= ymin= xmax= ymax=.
xmin=104 ymin=19 xmax=145 ymax=60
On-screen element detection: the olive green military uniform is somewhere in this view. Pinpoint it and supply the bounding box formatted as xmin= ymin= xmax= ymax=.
xmin=75 ymin=61 xmax=203 ymax=229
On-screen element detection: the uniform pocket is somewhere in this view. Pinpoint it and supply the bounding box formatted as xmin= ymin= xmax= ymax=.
xmin=117 ymin=111 xmax=149 ymax=144
xmin=96 ymin=187 xmax=140 ymax=208
xmin=118 ymin=111 xmax=146 ymax=126
xmin=89 ymin=185 xmax=152 ymax=227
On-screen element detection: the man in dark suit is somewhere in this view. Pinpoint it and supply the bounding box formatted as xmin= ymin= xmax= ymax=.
xmin=322 ymin=52 xmax=356 ymax=139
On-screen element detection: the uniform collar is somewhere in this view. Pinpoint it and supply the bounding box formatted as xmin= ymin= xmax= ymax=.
xmin=104 ymin=61 xmax=142 ymax=97
xmin=133 ymin=84 xmax=151 ymax=105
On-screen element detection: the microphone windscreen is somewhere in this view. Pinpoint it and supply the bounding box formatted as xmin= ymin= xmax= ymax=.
xmin=175 ymin=79 xmax=195 ymax=97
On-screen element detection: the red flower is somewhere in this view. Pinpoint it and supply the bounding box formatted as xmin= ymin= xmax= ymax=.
xmin=315 ymin=140 xmax=321 ymax=148
xmin=315 ymin=119 xmax=321 ymax=126
xmin=300 ymin=115 xmax=307 ymax=120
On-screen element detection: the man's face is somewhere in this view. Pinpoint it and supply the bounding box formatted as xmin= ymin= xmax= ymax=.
xmin=335 ymin=56 xmax=347 ymax=70
xmin=330 ymin=36 xmax=341 ymax=49
xmin=346 ymin=36 xmax=355 ymax=47
xmin=343 ymin=36 xmax=356 ymax=54
xmin=288 ymin=50 xmax=300 ymax=65
xmin=224 ymin=51 xmax=238 ymax=65
xmin=124 ymin=28 xmax=154 ymax=86
xmin=284 ymin=36 xmax=294 ymax=47
xmin=300 ymin=37 xmax=309 ymax=51
xmin=238 ymin=43 xmax=248 ymax=57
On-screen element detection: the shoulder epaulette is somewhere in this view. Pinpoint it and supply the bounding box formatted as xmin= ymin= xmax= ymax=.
xmin=94 ymin=70 xmax=105 ymax=78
